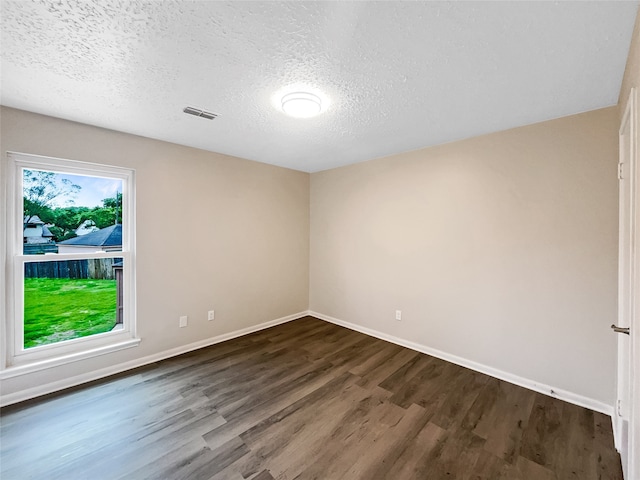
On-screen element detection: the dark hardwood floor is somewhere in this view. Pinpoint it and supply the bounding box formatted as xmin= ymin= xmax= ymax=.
xmin=0 ymin=316 xmax=622 ymax=480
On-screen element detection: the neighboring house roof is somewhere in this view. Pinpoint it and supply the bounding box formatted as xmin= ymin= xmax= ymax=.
xmin=41 ymin=225 xmax=54 ymax=238
xmin=24 ymin=215 xmax=45 ymax=225
xmin=59 ymin=224 xmax=122 ymax=247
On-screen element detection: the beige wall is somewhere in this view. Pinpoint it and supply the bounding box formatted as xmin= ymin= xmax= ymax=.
xmin=0 ymin=106 xmax=310 ymax=398
xmin=310 ymin=107 xmax=619 ymax=406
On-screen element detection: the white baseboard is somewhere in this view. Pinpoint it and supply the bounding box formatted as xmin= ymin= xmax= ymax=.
xmin=310 ymin=311 xmax=613 ymax=416
xmin=0 ymin=311 xmax=308 ymax=407
xmin=612 ymin=413 xmax=622 ymax=452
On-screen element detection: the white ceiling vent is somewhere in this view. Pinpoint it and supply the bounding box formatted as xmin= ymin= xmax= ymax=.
xmin=183 ymin=106 xmax=218 ymax=120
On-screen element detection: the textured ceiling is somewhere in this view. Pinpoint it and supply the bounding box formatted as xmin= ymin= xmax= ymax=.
xmin=1 ymin=1 xmax=638 ymax=172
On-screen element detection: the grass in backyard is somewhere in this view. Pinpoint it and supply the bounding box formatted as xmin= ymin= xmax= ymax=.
xmin=23 ymin=278 xmax=117 ymax=349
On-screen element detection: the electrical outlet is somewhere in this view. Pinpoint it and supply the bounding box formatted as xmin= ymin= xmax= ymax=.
xmin=179 ymin=315 xmax=188 ymax=328
xmin=395 ymin=310 xmax=402 ymax=321
xmin=208 ymin=310 xmax=215 ymax=321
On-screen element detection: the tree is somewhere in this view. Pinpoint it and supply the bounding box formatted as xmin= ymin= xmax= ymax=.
xmin=49 ymin=206 xmax=92 ymax=241
xmin=42 ymin=193 xmax=121 ymax=241
xmin=89 ymin=193 xmax=122 ymax=227
xmin=23 ymin=170 xmax=81 ymax=228
xmin=101 ymin=193 xmax=122 ymax=225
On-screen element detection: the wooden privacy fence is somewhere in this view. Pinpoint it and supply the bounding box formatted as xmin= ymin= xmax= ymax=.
xmin=23 ymin=244 xmax=58 ymax=255
xmin=24 ymin=258 xmax=121 ymax=280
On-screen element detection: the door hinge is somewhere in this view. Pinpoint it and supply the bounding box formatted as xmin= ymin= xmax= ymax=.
xmin=618 ymin=162 xmax=624 ymax=180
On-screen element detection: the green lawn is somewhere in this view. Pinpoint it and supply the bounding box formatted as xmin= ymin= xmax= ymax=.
xmin=24 ymin=278 xmax=117 ymax=349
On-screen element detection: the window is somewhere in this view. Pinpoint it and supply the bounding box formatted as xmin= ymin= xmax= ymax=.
xmin=1 ymin=153 xmax=138 ymax=376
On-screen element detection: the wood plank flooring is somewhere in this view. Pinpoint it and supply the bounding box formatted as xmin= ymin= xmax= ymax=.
xmin=0 ymin=316 xmax=622 ymax=480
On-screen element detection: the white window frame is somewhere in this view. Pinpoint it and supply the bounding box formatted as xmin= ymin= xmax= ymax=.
xmin=1 ymin=152 xmax=139 ymax=378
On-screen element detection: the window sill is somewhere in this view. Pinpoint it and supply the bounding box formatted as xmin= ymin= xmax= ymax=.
xmin=0 ymin=337 xmax=141 ymax=380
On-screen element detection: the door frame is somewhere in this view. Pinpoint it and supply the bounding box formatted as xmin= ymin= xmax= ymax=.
xmin=615 ymin=87 xmax=638 ymax=480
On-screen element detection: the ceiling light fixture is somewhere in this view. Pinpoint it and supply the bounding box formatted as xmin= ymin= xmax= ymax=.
xmin=281 ymin=92 xmax=322 ymax=118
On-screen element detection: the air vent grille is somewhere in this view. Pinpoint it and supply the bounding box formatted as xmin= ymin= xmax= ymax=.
xmin=183 ymin=106 xmax=218 ymax=120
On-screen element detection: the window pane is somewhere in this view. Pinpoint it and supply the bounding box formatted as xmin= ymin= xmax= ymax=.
xmin=23 ymin=258 xmax=124 ymax=349
xmin=23 ymin=169 xmax=123 ymax=254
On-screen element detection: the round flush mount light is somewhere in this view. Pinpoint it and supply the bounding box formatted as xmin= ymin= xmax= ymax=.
xmin=281 ymin=92 xmax=322 ymax=118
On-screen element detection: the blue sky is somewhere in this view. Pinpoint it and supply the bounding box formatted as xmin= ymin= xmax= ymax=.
xmin=49 ymin=173 xmax=122 ymax=208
